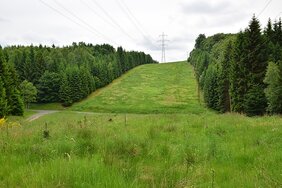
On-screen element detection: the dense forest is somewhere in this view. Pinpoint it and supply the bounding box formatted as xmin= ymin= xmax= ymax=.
xmin=189 ymin=16 xmax=282 ymax=116
xmin=0 ymin=42 xmax=157 ymax=117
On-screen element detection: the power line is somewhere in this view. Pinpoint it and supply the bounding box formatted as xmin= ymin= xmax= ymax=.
xmin=90 ymin=0 xmax=136 ymax=41
xmin=257 ymin=0 xmax=273 ymax=17
xmin=39 ymin=0 xmax=95 ymax=36
xmin=79 ymin=0 xmax=119 ymax=31
xmin=38 ymin=0 xmax=117 ymax=45
xmin=53 ymin=0 xmax=117 ymax=45
xmin=118 ymin=0 xmax=151 ymax=36
xmin=158 ymin=32 xmax=169 ymax=63
xmin=116 ymin=0 xmax=159 ymax=49
xmin=119 ymin=0 xmax=160 ymax=49
xmin=116 ymin=0 xmax=145 ymax=37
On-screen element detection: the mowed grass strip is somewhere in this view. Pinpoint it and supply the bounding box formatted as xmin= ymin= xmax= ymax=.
xmin=71 ymin=62 xmax=207 ymax=114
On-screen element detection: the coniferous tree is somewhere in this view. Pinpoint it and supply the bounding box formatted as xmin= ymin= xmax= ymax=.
xmin=37 ymin=71 xmax=61 ymax=103
xmin=0 ymin=49 xmax=24 ymax=116
xmin=195 ymin=34 xmax=206 ymax=49
xmin=16 ymin=50 xmax=27 ymax=81
xmin=107 ymin=62 xmax=114 ymax=83
xmin=0 ymin=78 xmax=8 ymax=118
xmin=271 ymin=19 xmax=282 ymax=62
xmin=24 ymin=51 xmax=33 ymax=82
xmin=8 ymin=88 xmax=24 ymax=116
xmin=264 ymin=61 xmax=282 ymax=114
xmin=264 ymin=18 xmax=273 ymax=39
xmin=67 ymin=68 xmax=83 ymax=102
xmin=20 ymin=80 xmax=37 ymax=109
xmin=6 ymin=65 xmax=23 ymax=115
xmin=244 ymin=85 xmax=266 ymax=116
xmin=33 ymin=50 xmax=46 ymax=84
xmin=218 ymin=41 xmax=233 ymax=112
xmin=245 ymin=16 xmax=268 ymax=85
xmin=203 ymin=64 xmax=219 ymax=110
xmin=79 ymin=68 xmax=91 ymax=98
xmin=264 ymin=19 xmax=276 ymax=62
xmin=230 ymin=31 xmax=248 ymax=113
xmin=243 ymin=16 xmax=267 ymax=115
xmin=117 ymin=47 xmax=126 ymax=73
xmin=59 ymin=75 xmax=73 ymax=107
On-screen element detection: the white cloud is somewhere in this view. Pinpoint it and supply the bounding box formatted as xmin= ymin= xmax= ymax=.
xmin=181 ymin=0 xmax=232 ymax=15
xmin=0 ymin=0 xmax=281 ymax=62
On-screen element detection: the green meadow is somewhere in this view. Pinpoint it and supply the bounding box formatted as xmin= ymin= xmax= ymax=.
xmin=1 ymin=62 xmax=281 ymax=187
xmin=71 ymin=62 xmax=207 ymax=114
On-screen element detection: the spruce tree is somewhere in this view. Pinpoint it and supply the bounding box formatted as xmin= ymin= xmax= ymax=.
xmin=5 ymin=64 xmax=24 ymax=115
xmin=203 ymin=64 xmax=219 ymax=110
xmin=117 ymin=47 xmax=126 ymax=74
xmin=59 ymin=75 xmax=73 ymax=107
xmin=79 ymin=68 xmax=90 ymax=98
xmin=67 ymin=68 xmax=83 ymax=102
xmin=244 ymin=85 xmax=266 ymax=116
xmin=230 ymin=31 xmax=248 ymax=113
xmin=33 ymin=50 xmax=46 ymax=84
xmin=8 ymin=88 xmax=24 ymax=116
xmin=37 ymin=71 xmax=61 ymax=102
xmin=195 ymin=34 xmax=206 ymax=49
xmin=244 ymin=15 xmax=267 ymax=115
xmin=107 ymin=62 xmax=114 ymax=82
xmin=273 ymin=18 xmax=282 ymax=46
xmin=264 ymin=18 xmax=273 ymax=39
xmin=20 ymin=80 xmax=37 ymax=109
xmin=245 ymin=15 xmax=267 ymax=85
xmin=264 ymin=18 xmax=276 ymax=62
xmin=0 ymin=78 xmax=8 ymax=118
xmin=24 ymin=51 xmax=33 ymax=82
xmin=0 ymin=49 xmax=24 ymax=116
xmin=218 ymin=41 xmax=232 ymax=112
xmin=272 ymin=18 xmax=282 ymax=62
xmin=264 ymin=61 xmax=282 ymax=114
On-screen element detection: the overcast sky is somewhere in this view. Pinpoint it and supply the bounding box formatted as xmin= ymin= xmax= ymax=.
xmin=0 ymin=0 xmax=281 ymax=62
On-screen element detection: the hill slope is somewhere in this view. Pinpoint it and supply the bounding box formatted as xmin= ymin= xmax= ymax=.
xmin=71 ymin=61 xmax=207 ymax=114
xmin=1 ymin=62 xmax=282 ymax=187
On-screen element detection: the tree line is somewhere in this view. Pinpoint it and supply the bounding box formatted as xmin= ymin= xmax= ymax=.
xmin=189 ymin=16 xmax=282 ymax=116
xmin=0 ymin=42 xmax=157 ymax=117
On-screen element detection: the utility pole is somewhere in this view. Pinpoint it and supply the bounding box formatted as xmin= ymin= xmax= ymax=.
xmin=158 ymin=32 xmax=168 ymax=63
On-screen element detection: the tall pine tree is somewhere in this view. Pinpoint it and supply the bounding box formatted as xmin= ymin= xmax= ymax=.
xmin=244 ymin=16 xmax=267 ymax=115
xmin=264 ymin=61 xmax=282 ymax=114
xmin=218 ymin=41 xmax=233 ymax=112
xmin=0 ymin=49 xmax=24 ymax=116
xmin=230 ymin=31 xmax=248 ymax=113
xmin=0 ymin=78 xmax=8 ymax=118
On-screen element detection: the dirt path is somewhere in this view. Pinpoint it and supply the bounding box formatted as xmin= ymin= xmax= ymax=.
xmin=26 ymin=110 xmax=111 ymax=122
xmin=27 ymin=110 xmax=59 ymax=122
xmin=26 ymin=109 xmax=129 ymax=122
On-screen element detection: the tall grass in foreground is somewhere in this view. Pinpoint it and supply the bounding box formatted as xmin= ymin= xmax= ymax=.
xmin=0 ymin=112 xmax=281 ymax=187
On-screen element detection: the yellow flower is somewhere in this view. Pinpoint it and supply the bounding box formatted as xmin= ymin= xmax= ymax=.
xmin=9 ymin=122 xmax=21 ymax=128
xmin=0 ymin=118 xmax=6 ymax=128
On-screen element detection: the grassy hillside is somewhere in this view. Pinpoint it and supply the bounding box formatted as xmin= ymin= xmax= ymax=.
xmin=1 ymin=62 xmax=282 ymax=187
xmin=71 ymin=62 xmax=207 ymax=114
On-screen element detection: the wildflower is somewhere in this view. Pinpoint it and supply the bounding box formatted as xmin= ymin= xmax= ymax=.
xmin=0 ymin=118 xmax=6 ymax=128
xmin=9 ymin=122 xmax=21 ymax=128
